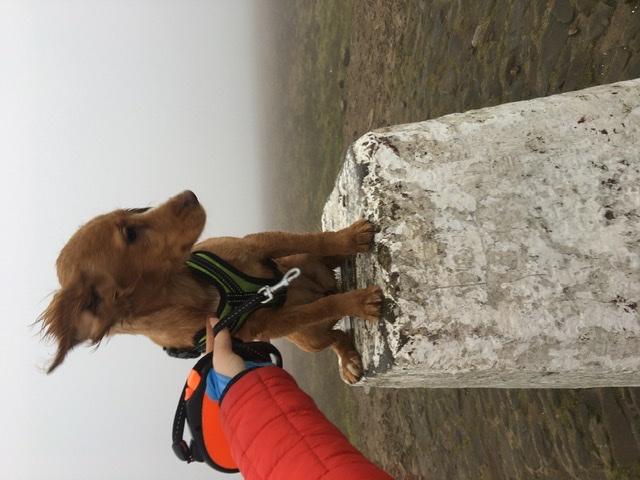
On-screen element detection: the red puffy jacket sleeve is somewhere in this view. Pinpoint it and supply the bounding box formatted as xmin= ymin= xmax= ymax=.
xmin=219 ymin=366 xmax=393 ymax=480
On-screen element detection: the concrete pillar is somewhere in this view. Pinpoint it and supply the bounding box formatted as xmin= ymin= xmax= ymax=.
xmin=323 ymin=79 xmax=640 ymax=388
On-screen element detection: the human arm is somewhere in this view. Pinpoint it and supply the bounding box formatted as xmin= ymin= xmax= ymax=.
xmin=205 ymin=318 xmax=393 ymax=480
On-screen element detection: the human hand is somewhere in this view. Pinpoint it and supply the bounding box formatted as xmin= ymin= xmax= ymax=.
xmin=205 ymin=317 xmax=278 ymax=401
xmin=205 ymin=317 xmax=245 ymax=378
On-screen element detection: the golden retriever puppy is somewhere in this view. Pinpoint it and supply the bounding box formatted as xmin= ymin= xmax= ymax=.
xmin=40 ymin=190 xmax=382 ymax=383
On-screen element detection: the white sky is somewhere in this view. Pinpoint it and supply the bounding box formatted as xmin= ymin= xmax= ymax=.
xmin=0 ymin=1 xmax=268 ymax=478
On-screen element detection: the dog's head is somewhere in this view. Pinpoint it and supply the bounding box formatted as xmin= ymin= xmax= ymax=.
xmin=39 ymin=190 xmax=206 ymax=373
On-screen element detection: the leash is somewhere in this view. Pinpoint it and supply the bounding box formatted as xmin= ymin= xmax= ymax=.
xmin=164 ymin=262 xmax=301 ymax=358
xmin=213 ymin=267 xmax=301 ymax=336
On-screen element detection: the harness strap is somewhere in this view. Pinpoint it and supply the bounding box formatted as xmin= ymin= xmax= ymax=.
xmin=164 ymin=288 xmax=285 ymax=358
xmin=165 ymin=251 xmax=289 ymax=358
xmin=189 ymin=251 xmax=287 ymax=333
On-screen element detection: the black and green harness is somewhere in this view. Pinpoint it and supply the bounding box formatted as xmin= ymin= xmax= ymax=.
xmin=164 ymin=251 xmax=298 ymax=359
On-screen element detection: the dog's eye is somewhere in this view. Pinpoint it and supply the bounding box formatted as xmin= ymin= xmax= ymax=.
xmin=125 ymin=207 xmax=150 ymax=214
xmin=123 ymin=226 xmax=138 ymax=244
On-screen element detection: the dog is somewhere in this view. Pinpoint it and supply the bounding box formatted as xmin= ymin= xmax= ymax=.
xmin=39 ymin=190 xmax=383 ymax=384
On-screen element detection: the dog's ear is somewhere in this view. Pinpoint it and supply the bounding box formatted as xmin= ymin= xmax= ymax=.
xmin=40 ymin=272 xmax=130 ymax=373
xmin=40 ymin=272 xmax=120 ymax=374
xmin=39 ymin=277 xmax=89 ymax=373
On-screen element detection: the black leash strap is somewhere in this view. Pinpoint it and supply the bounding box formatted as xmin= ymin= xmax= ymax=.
xmin=164 ymin=267 xmax=301 ymax=359
xmin=171 ymin=383 xmax=193 ymax=463
xmin=171 ymin=353 xmax=213 ymax=464
xmin=214 ymin=267 xmax=301 ymax=335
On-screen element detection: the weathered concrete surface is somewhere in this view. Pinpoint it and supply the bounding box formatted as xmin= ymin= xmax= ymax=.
xmin=323 ymin=79 xmax=640 ymax=388
xmin=260 ymin=2 xmax=640 ymax=477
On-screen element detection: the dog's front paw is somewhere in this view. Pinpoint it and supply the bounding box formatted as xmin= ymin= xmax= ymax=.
xmin=354 ymin=285 xmax=383 ymax=321
xmin=338 ymin=350 xmax=363 ymax=385
xmin=338 ymin=219 xmax=375 ymax=255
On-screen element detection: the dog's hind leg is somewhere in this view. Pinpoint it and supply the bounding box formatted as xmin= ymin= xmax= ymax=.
xmin=328 ymin=330 xmax=365 ymax=385
xmin=288 ymin=326 xmax=364 ymax=384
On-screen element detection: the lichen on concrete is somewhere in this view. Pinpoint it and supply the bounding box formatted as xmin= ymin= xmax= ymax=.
xmin=323 ymin=79 xmax=640 ymax=388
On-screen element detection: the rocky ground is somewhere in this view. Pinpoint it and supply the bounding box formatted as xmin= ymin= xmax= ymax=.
xmin=255 ymin=1 xmax=640 ymax=478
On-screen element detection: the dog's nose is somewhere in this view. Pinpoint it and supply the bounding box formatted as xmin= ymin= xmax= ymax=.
xmin=180 ymin=190 xmax=199 ymax=207
xmin=173 ymin=190 xmax=200 ymax=215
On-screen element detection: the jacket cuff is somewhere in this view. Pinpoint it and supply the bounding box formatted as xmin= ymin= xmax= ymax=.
xmin=218 ymin=367 xmax=260 ymax=405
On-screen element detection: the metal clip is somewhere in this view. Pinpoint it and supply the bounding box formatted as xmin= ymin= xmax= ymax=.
xmin=259 ymin=267 xmax=301 ymax=304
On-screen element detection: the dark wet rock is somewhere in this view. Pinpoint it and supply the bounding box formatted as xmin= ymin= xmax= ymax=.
xmin=342 ymin=46 xmax=350 ymax=66
xmin=551 ymin=0 xmax=575 ymax=24
xmin=541 ymin=20 xmax=569 ymax=69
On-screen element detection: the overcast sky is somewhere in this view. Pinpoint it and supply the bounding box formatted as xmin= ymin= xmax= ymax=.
xmin=0 ymin=1 xmax=268 ymax=478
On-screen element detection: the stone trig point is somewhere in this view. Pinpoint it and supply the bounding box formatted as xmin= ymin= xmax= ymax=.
xmin=323 ymin=79 xmax=640 ymax=388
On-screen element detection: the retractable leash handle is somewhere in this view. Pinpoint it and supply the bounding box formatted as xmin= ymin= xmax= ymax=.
xmin=171 ymin=267 xmax=298 ymax=471
xmin=171 ymin=347 xmax=284 ymax=471
xmin=171 ymin=344 xmax=283 ymax=471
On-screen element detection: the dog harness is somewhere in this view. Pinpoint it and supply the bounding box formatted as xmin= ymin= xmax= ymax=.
xmin=164 ymin=251 xmax=292 ymax=358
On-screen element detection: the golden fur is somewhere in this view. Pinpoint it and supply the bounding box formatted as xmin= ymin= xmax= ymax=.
xmin=39 ymin=191 xmax=382 ymax=383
